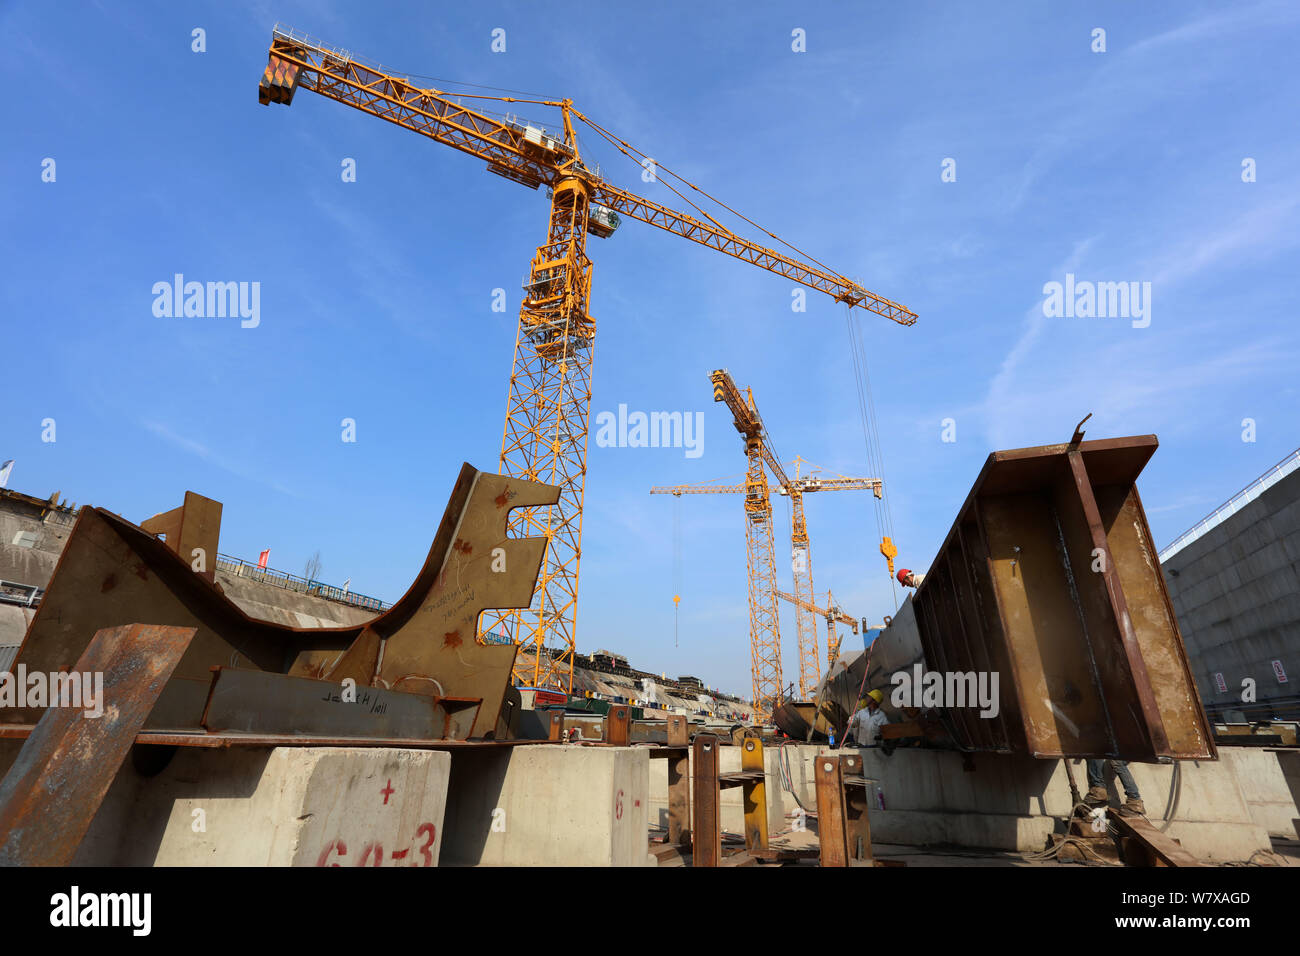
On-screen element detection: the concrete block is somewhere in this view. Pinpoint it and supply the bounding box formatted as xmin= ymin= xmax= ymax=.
xmin=0 ymin=740 xmax=451 ymax=865
xmin=1219 ymin=748 xmax=1300 ymax=839
xmin=441 ymin=745 xmax=650 ymax=866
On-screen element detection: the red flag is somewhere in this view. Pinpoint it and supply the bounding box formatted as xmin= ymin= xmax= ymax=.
xmin=257 ymin=549 xmax=270 ymax=569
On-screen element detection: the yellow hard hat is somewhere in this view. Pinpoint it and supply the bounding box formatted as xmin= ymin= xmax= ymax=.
xmin=867 ymin=689 xmax=884 ymax=704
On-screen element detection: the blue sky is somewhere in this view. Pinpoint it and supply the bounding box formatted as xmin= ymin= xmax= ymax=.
xmin=3 ymin=1 xmax=1297 ymax=697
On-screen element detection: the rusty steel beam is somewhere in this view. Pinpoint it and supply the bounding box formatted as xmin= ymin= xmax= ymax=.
xmin=692 ymin=734 xmax=722 ymax=867
xmin=139 ymin=491 xmax=223 ymax=584
xmin=603 ymin=704 xmax=631 ymax=746
xmin=814 ymin=753 xmax=876 ymax=867
xmin=875 ymin=434 xmax=1214 ymax=760
xmin=814 ymin=754 xmax=848 ymax=867
xmin=0 ymin=623 xmax=196 ymax=866
xmin=2 ymin=464 xmax=559 ymax=741
xmin=1109 ymin=812 xmax=1204 ymax=867
xmin=198 ymin=667 xmax=482 ymax=740
xmin=838 ymin=753 xmax=874 ymax=865
xmin=0 ymin=724 xmax=552 ymax=750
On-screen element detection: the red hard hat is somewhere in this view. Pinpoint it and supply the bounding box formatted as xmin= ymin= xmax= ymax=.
xmin=896 ymin=568 xmax=911 ymax=584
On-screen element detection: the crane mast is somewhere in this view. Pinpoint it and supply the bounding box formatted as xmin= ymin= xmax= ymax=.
xmin=258 ymin=25 xmax=914 ymax=693
xmin=783 ymin=458 xmax=820 ymax=698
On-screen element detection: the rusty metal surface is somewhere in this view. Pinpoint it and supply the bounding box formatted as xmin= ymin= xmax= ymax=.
xmin=603 ymin=705 xmax=631 ymax=746
xmin=838 ymin=753 xmax=874 ymax=865
xmin=814 ymin=754 xmax=848 ymax=867
xmin=139 ymin=491 xmax=223 ymax=584
xmin=1110 ymin=812 xmax=1203 ymax=867
xmin=4 ymin=464 xmax=559 ymax=740
xmin=873 ymin=435 xmax=1214 ymax=760
xmin=0 ymin=623 xmax=196 ymax=866
xmin=0 ymin=724 xmax=553 ymax=750
xmin=198 ymin=667 xmax=481 ymax=740
xmin=692 ymin=734 xmax=722 ymax=867
xmin=666 ymin=714 xmax=688 ymax=747
xmin=814 ymin=753 xmax=875 ymax=867
xmin=775 ymin=649 xmax=872 ymax=743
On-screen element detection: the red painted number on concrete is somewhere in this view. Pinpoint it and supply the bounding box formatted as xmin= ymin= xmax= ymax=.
xmin=317 ymin=823 xmax=435 ymax=867
xmin=615 ymin=789 xmax=624 ymax=820
xmin=415 ymin=822 xmax=436 ymax=867
xmin=315 ymin=839 xmax=348 ymax=867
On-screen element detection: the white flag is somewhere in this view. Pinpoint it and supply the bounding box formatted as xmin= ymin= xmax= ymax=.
xmin=342 ymin=578 xmax=351 ymax=594
xmin=0 ymin=460 xmax=13 ymax=489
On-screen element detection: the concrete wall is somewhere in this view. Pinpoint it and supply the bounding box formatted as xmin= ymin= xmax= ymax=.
xmin=1162 ymin=467 xmax=1300 ymax=720
xmin=213 ymin=572 xmax=376 ymax=630
xmin=0 ymin=504 xmax=70 ymax=590
xmin=441 ymin=745 xmax=652 ymax=866
xmin=648 ymin=742 xmax=1292 ymax=862
xmin=0 ymin=503 xmax=71 ymax=647
xmin=0 ymin=740 xmax=451 ymax=866
xmin=775 ymin=746 xmax=1282 ymax=861
xmin=0 ymin=489 xmax=377 ymax=649
xmin=0 ymin=607 xmax=36 ymax=653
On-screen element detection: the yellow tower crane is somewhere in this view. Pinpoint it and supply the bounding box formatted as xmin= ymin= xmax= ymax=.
xmin=781 ymin=456 xmax=880 ymax=697
xmin=651 ymin=468 xmax=879 ymax=707
xmin=652 ymin=370 xmax=880 ymax=711
xmin=258 ymin=25 xmax=915 ymax=693
xmin=774 ymin=588 xmax=860 ymax=670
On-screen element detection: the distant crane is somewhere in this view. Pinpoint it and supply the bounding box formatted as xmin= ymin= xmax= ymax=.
xmin=651 ymin=370 xmax=880 ymax=712
xmin=775 ymin=588 xmax=860 ymax=669
xmin=653 ymin=468 xmax=878 ymax=706
xmin=258 ymin=25 xmax=915 ymax=693
xmin=781 ymin=455 xmax=880 ymax=694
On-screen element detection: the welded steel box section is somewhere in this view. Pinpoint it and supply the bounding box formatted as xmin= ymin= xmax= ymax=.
xmin=888 ymin=435 xmax=1214 ymax=761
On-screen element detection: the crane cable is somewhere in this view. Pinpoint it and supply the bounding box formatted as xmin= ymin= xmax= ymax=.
xmin=843 ymin=303 xmax=899 ymax=611
xmin=572 ymin=112 xmax=847 ymax=281
xmin=672 ymin=497 xmax=682 ymax=648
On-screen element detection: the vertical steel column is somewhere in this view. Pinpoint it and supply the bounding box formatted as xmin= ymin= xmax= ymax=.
xmin=691 ymin=734 xmax=721 ymax=867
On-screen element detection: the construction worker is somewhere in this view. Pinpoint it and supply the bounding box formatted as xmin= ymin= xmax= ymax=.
xmin=845 ymin=689 xmax=889 ymax=747
xmin=1085 ymin=759 xmax=1145 ymax=816
xmin=897 ymin=568 xmax=925 ymax=589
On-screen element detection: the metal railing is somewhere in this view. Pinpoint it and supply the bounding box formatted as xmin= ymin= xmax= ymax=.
xmin=0 ymin=580 xmax=42 ymax=608
xmin=214 ymin=553 xmax=391 ymax=613
xmin=1160 ymin=447 xmax=1300 ymax=562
